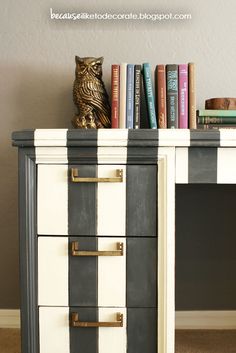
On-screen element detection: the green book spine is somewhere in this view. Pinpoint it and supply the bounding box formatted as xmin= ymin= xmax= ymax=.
xmin=143 ymin=63 xmax=157 ymax=129
xmin=198 ymin=117 xmax=236 ymax=124
xmin=166 ymin=64 xmax=178 ymax=128
xmin=197 ymin=109 xmax=236 ymax=117
xmin=198 ymin=123 xmax=236 ymax=130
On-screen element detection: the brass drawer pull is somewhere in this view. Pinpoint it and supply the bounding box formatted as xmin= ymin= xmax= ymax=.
xmin=71 ymin=241 xmax=123 ymax=257
xmin=70 ymin=168 xmax=123 ymax=183
xmin=71 ymin=312 xmax=123 ymax=328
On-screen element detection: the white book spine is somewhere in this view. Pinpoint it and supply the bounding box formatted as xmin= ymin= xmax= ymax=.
xmin=119 ymin=63 xmax=127 ymax=128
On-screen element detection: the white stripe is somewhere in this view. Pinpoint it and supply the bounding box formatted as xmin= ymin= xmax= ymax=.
xmin=38 ymin=237 xmax=68 ymax=306
xmin=217 ymin=148 xmax=236 ymax=183
xmin=97 ymin=147 xmax=127 ymax=164
xmin=37 ymin=165 xmax=68 ymax=235
xmin=158 ymin=147 xmax=176 ymax=353
xmin=39 ymin=307 xmax=69 ymax=353
xmin=220 ymin=129 xmax=236 ymax=147
xmin=97 ymin=165 xmax=126 ymax=236
xmin=158 ymin=129 xmax=190 ymax=147
xmin=97 ymin=129 xmax=128 ymax=146
xmin=35 ymin=147 xmax=68 ymax=164
xmin=175 ymin=148 xmax=188 ymax=183
xmin=98 ymin=308 xmax=127 ymax=353
xmin=98 ymin=238 xmax=126 ymax=307
xmin=34 ymin=129 xmax=68 ymax=146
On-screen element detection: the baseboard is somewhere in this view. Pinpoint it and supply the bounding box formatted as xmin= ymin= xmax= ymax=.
xmin=0 ymin=310 xmax=20 ymax=328
xmin=176 ymin=311 xmax=236 ymax=329
xmin=0 ymin=309 xmax=236 ymax=329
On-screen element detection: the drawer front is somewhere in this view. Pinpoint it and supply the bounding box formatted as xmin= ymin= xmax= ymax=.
xmin=37 ymin=164 xmax=157 ymax=237
xmin=39 ymin=306 xmax=157 ymax=353
xmin=38 ymin=237 xmax=157 ymax=307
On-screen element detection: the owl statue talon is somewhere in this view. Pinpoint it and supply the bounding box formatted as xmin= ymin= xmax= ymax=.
xmin=72 ymin=56 xmax=111 ymax=129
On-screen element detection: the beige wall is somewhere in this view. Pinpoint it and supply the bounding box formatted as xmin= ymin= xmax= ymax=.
xmin=1 ymin=0 xmax=236 ymax=308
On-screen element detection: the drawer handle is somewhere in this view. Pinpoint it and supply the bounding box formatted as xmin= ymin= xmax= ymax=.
xmin=71 ymin=241 xmax=124 ymax=257
xmin=71 ymin=312 xmax=123 ymax=328
xmin=70 ymin=168 xmax=123 ymax=183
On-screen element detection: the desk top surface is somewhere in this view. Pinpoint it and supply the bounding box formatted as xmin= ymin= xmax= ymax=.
xmin=12 ymin=129 xmax=236 ymax=148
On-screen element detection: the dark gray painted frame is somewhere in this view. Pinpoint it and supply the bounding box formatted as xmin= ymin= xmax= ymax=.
xmin=18 ymin=147 xmax=38 ymax=353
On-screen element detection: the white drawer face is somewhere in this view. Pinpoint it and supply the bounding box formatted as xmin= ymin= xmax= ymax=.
xmin=39 ymin=306 xmax=156 ymax=353
xmin=38 ymin=237 xmax=157 ymax=308
xmin=37 ymin=164 xmax=157 ymax=237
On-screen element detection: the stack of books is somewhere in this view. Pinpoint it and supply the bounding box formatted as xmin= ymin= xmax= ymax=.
xmin=197 ymin=110 xmax=236 ymax=129
xmin=111 ymin=62 xmax=196 ymax=129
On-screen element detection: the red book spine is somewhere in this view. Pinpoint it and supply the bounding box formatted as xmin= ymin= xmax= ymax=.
xmin=157 ymin=65 xmax=167 ymax=128
xmin=111 ymin=65 xmax=120 ymax=128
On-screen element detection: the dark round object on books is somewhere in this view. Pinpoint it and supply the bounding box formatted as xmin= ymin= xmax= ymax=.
xmin=72 ymin=56 xmax=111 ymax=129
xmin=205 ymin=98 xmax=236 ymax=110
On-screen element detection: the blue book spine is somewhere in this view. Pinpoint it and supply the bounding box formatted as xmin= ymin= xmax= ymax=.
xmin=143 ymin=63 xmax=157 ymax=129
xmin=126 ymin=64 xmax=135 ymax=128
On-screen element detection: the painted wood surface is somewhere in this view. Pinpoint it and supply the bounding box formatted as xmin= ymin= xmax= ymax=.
xmin=37 ymin=164 xmax=68 ymax=235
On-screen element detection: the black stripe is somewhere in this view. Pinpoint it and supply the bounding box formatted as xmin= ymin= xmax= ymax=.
xmin=190 ymin=130 xmax=220 ymax=147
xmin=127 ymin=308 xmax=157 ymax=353
xmin=126 ymin=146 xmax=158 ymax=164
xmin=127 ymin=129 xmax=159 ymax=147
xmin=68 ymin=165 xmax=97 ymax=235
xmin=67 ymin=129 xmax=98 ymax=147
xmin=12 ymin=129 xmax=35 ymax=147
xmin=188 ymin=147 xmax=218 ymax=183
xmin=67 ymin=147 xmax=98 ymax=164
xmin=69 ymin=237 xmax=97 ymax=306
xmin=126 ymin=165 xmax=157 ymax=236
xmin=18 ymin=146 xmax=38 ymax=353
xmin=70 ymin=307 xmax=98 ymax=353
xmin=127 ymin=238 xmax=157 ymax=307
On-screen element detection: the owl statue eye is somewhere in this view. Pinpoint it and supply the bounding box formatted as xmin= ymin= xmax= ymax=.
xmin=93 ymin=65 xmax=98 ymax=70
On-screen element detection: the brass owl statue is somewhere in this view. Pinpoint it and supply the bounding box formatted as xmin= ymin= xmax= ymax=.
xmin=72 ymin=56 xmax=111 ymax=129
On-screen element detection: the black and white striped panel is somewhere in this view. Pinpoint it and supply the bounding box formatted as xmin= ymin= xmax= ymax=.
xmin=39 ymin=307 xmax=157 ymax=353
xmin=176 ymin=147 xmax=236 ymax=184
xmin=37 ymin=164 xmax=157 ymax=236
xmin=38 ymin=237 xmax=157 ymax=307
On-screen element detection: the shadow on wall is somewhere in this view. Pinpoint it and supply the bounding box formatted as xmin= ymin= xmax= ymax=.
xmin=0 ymin=63 xmax=75 ymax=308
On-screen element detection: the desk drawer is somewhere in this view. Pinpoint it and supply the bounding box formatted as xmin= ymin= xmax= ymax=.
xmin=39 ymin=306 xmax=157 ymax=353
xmin=37 ymin=164 xmax=157 ymax=237
xmin=38 ymin=236 xmax=157 ymax=308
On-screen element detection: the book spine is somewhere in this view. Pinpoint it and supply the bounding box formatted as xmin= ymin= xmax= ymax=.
xmin=111 ymin=65 xmax=120 ymax=128
xmin=126 ymin=64 xmax=135 ymax=129
xmin=166 ymin=64 xmax=178 ymax=128
xmin=178 ymin=64 xmax=188 ymax=128
xmin=198 ymin=124 xmax=236 ymax=130
xmin=119 ymin=63 xmax=127 ymax=128
xmin=197 ymin=109 xmax=236 ymax=117
xmin=188 ymin=63 xmax=197 ymax=129
xmin=156 ymin=65 xmax=167 ymax=128
xmin=198 ymin=117 xmax=236 ymax=124
xmin=140 ymin=72 xmax=150 ymax=128
xmin=143 ymin=63 xmax=157 ymax=129
xmin=134 ymin=65 xmax=141 ymax=129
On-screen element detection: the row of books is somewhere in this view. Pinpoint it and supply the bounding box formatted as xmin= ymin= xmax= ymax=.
xmin=197 ymin=109 xmax=236 ymax=129
xmin=111 ymin=62 xmax=196 ymax=129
